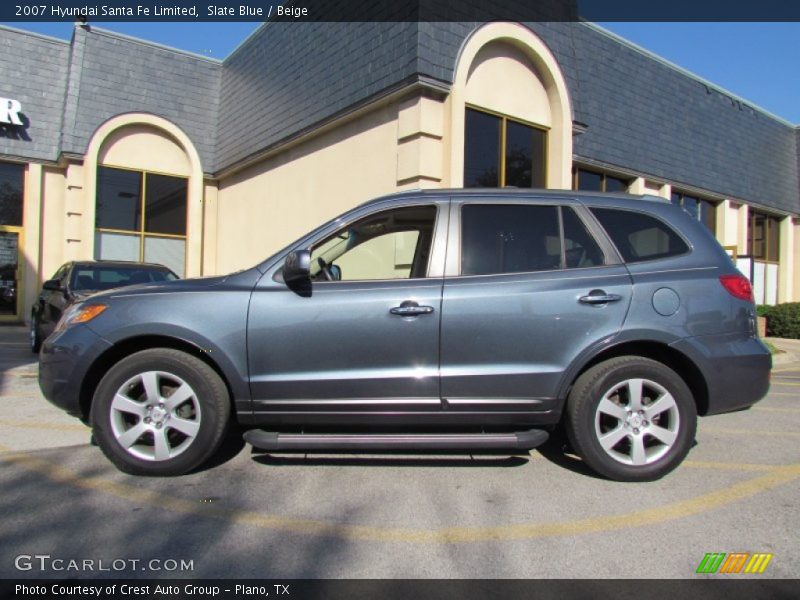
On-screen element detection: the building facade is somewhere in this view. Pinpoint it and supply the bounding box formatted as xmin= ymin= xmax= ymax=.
xmin=0 ymin=20 xmax=798 ymax=323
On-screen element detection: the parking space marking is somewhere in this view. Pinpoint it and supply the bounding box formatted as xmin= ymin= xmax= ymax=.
xmin=770 ymin=381 xmax=800 ymax=387
xmin=752 ymin=406 xmax=800 ymax=414
xmin=1 ymin=442 xmax=798 ymax=544
xmin=703 ymin=427 xmax=800 ymax=438
xmin=682 ymin=460 xmax=778 ymax=472
xmin=769 ymin=392 xmax=799 ymax=397
xmin=0 ymin=418 xmax=88 ymax=432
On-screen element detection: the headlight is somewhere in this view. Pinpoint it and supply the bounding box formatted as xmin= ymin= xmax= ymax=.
xmin=54 ymin=303 xmax=108 ymax=332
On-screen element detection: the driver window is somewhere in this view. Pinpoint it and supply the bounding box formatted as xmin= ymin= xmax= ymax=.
xmin=310 ymin=206 xmax=437 ymax=281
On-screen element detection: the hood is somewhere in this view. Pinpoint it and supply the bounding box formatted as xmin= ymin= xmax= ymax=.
xmin=83 ymin=273 xmax=234 ymax=302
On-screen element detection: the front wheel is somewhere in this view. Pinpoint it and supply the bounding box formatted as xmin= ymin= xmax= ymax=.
xmin=565 ymin=356 xmax=697 ymax=482
xmin=91 ymin=348 xmax=230 ymax=476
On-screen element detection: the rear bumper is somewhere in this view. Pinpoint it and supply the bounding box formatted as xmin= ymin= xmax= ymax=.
xmin=670 ymin=333 xmax=771 ymax=416
xmin=38 ymin=325 xmax=112 ymax=419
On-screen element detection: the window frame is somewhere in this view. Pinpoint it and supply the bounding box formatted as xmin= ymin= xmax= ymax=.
xmin=572 ymin=167 xmax=631 ymax=194
xmin=747 ymin=209 xmax=781 ymax=264
xmin=94 ymin=164 xmax=189 ymax=273
xmin=464 ymin=105 xmax=549 ymax=189
xmin=447 ymin=200 xmax=616 ymax=279
xmin=671 ymin=189 xmax=718 ymax=235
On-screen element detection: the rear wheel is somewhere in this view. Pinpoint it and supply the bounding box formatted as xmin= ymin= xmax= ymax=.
xmin=91 ymin=348 xmax=230 ymax=476
xmin=565 ymin=356 xmax=697 ymax=482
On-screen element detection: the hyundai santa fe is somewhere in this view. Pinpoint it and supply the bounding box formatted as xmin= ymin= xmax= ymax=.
xmin=38 ymin=190 xmax=771 ymax=481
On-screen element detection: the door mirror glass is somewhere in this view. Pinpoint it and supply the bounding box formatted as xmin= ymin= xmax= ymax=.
xmin=282 ymin=249 xmax=311 ymax=283
xmin=42 ymin=279 xmax=62 ymax=292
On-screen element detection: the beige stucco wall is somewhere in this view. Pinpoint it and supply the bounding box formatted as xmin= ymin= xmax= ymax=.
xmin=98 ymin=124 xmax=192 ymax=176
xmin=778 ymin=215 xmax=794 ymax=303
xmin=465 ymin=42 xmax=552 ymax=128
xmin=39 ymin=166 xmax=67 ymax=281
xmin=793 ymin=219 xmax=800 ymax=302
xmin=214 ymin=103 xmax=402 ymax=273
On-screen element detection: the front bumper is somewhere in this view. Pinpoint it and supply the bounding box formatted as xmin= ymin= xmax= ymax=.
xmin=38 ymin=324 xmax=112 ymax=419
xmin=670 ymin=332 xmax=771 ymax=416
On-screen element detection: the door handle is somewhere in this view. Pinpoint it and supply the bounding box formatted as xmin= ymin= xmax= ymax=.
xmin=579 ymin=291 xmax=622 ymax=305
xmin=390 ymin=301 xmax=434 ymax=317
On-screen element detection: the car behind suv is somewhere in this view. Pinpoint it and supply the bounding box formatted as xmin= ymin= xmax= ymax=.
xmin=39 ymin=190 xmax=770 ymax=481
xmin=30 ymin=260 xmax=179 ymax=353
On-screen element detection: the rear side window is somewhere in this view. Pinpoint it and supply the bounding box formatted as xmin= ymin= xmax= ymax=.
xmin=590 ymin=208 xmax=689 ymax=263
xmin=562 ymin=207 xmax=605 ymax=268
xmin=461 ymin=205 xmax=561 ymax=275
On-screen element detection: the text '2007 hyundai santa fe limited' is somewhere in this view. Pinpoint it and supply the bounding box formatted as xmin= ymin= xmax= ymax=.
xmin=39 ymin=190 xmax=771 ymax=481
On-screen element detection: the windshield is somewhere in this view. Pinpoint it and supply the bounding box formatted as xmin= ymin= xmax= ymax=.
xmin=70 ymin=266 xmax=178 ymax=291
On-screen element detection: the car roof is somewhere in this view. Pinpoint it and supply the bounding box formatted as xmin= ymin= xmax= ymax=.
xmin=70 ymin=260 xmax=172 ymax=270
xmin=359 ymin=188 xmax=667 ymax=210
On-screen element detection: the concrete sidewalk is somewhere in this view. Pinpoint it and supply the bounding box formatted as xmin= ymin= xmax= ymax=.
xmin=764 ymin=336 xmax=800 ymax=365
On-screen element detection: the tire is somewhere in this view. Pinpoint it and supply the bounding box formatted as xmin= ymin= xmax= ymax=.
xmin=565 ymin=356 xmax=697 ymax=482
xmin=91 ymin=348 xmax=230 ymax=476
xmin=30 ymin=313 xmax=42 ymax=353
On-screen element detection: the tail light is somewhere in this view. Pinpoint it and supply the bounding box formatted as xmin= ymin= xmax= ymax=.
xmin=719 ymin=274 xmax=753 ymax=302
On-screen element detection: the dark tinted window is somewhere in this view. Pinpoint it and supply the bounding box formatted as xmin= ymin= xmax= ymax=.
xmin=576 ymin=169 xmax=602 ymax=192
xmin=96 ymin=167 xmax=142 ymax=231
xmin=464 ymin=108 xmax=547 ymax=188
xmin=505 ymin=120 xmax=546 ymax=188
xmin=461 ymin=204 xmax=561 ymax=275
xmin=145 ymin=174 xmax=187 ymax=235
xmin=0 ymin=161 xmax=24 ymax=227
xmin=591 ymin=208 xmax=689 ymax=263
xmin=605 ymin=175 xmax=629 ymax=193
xmin=464 ymin=109 xmax=500 ymax=187
xmin=562 ymin=208 xmax=605 ymax=268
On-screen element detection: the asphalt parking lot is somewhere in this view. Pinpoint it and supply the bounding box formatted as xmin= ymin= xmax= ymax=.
xmin=1 ymin=325 xmax=798 ymax=579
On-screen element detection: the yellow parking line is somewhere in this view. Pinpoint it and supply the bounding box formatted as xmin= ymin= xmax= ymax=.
xmin=0 ymin=419 xmax=88 ymax=432
xmin=752 ymin=406 xmax=800 ymax=414
xmin=682 ymin=460 xmax=780 ymax=472
xmin=770 ymin=381 xmax=800 ymax=387
xmin=703 ymin=427 xmax=800 ymax=438
xmin=1 ymin=442 xmax=799 ymax=543
xmin=769 ymin=392 xmax=799 ymax=397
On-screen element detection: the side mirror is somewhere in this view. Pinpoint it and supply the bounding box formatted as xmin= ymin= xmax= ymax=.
xmin=42 ymin=279 xmax=62 ymax=292
xmin=282 ymin=249 xmax=311 ymax=284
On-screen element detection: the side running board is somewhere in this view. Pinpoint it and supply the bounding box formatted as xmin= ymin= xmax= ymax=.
xmin=243 ymin=429 xmax=549 ymax=453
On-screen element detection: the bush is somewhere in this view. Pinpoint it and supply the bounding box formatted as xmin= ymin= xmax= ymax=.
xmin=765 ymin=302 xmax=800 ymax=339
xmin=756 ymin=304 xmax=774 ymax=319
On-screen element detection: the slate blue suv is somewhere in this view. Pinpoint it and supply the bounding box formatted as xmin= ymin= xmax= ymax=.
xmin=39 ymin=190 xmax=771 ymax=481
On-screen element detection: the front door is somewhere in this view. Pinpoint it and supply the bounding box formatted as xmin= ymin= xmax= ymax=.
xmin=247 ymin=201 xmax=448 ymax=419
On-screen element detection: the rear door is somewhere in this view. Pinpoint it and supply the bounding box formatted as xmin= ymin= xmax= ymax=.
xmin=440 ymin=198 xmax=633 ymax=414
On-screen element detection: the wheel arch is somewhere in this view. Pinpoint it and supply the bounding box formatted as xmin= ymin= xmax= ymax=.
xmin=78 ymin=335 xmax=239 ymax=423
xmin=561 ymin=339 xmax=710 ymax=417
